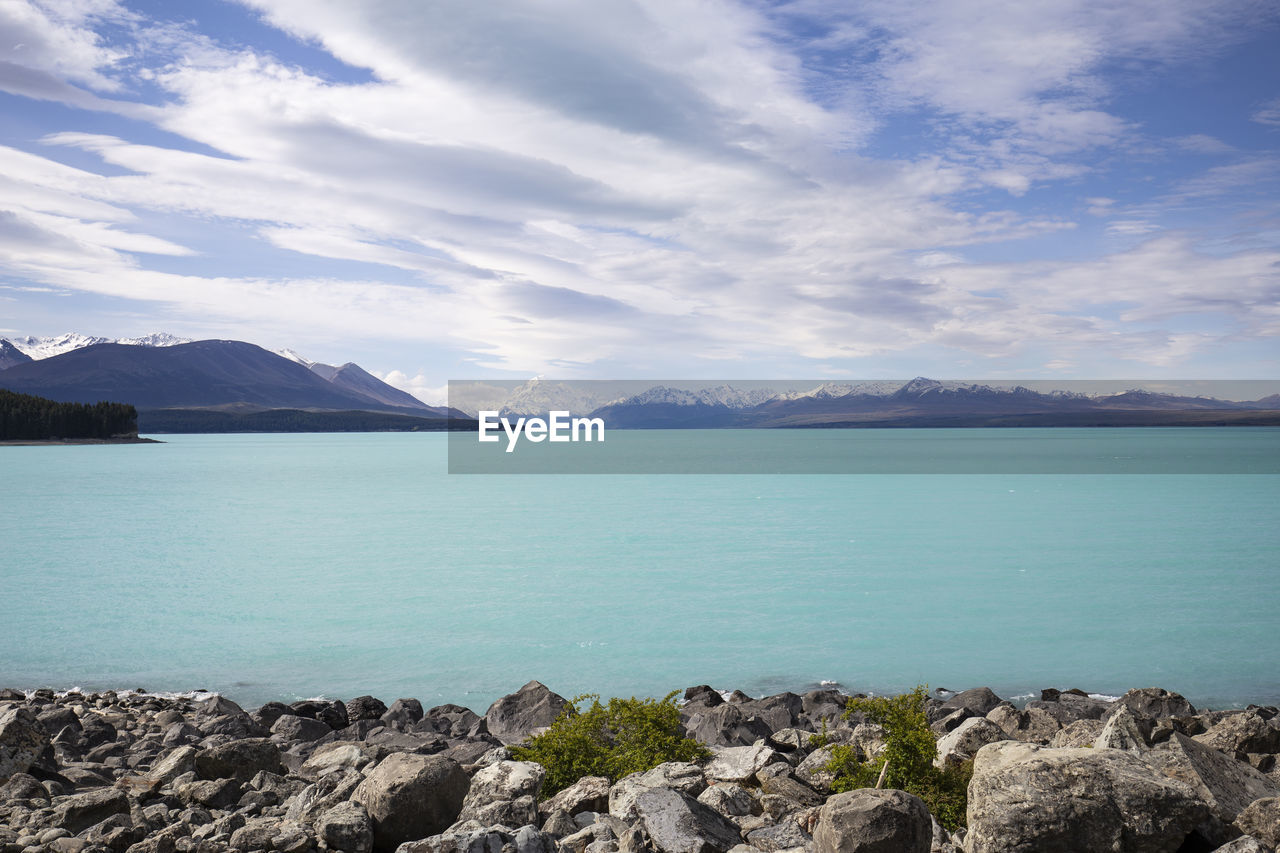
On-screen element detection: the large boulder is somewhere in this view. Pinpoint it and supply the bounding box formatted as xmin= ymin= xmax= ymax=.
xmin=1025 ymin=690 xmax=1114 ymax=724
xmin=933 ymin=718 xmax=1007 ymax=769
xmin=609 ymin=762 xmax=707 ymax=820
xmin=345 ymin=696 xmax=388 ymax=724
xmin=316 ymin=801 xmax=374 ymax=853
xmin=684 ymin=704 xmax=774 ymax=747
xmin=52 ymin=787 xmax=130 ymax=834
xmin=812 ymin=788 xmax=931 ymax=853
xmin=195 ymin=737 xmax=284 ymax=782
xmin=0 ymin=706 xmax=49 ymax=783
xmin=350 ymin=753 xmax=469 ymax=853
xmin=1111 ymin=687 xmax=1197 ymax=722
xmin=1143 ymin=732 xmax=1279 ymax=843
xmin=1234 ymin=797 xmax=1280 ymax=849
xmin=272 ymin=714 xmax=333 ymax=743
xmin=633 ymin=787 xmax=741 ymax=853
xmin=1094 ymin=704 xmax=1151 ymax=751
xmin=984 ymin=705 xmax=1061 ymax=744
xmin=965 ymin=741 xmax=1211 ymax=853
xmin=703 ymin=743 xmax=783 ymax=783
xmin=483 ymin=681 xmax=569 ymax=745
xmin=1195 ymin=711 xmax=1280 ymax=760
xmin=537 ymin=775 xmax=610 ymax=817
xmin=935 ymin=688 xmax=1002 ymax=720
xmin=457 ymin=760 xmax=544 ymax=825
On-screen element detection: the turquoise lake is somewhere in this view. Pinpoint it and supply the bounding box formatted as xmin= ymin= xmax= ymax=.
xmin=2 ymin=429 xmax=1277 ymax=712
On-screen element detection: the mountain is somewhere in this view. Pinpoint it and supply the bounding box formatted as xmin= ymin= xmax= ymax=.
xmin=0 ymin=340 xmax=453 ymax=414
xmin=583 ymin=377 xmax=1279 ymax=428
xmin=0 ymin=340 xmax=33 ymax=370
xmin=498 ymin=378 xmax=621 ymax=417
xmin=4 ymin=332 xmax=191 ymax=360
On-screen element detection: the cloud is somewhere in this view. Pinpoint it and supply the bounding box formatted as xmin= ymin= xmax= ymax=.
xmin=1253 ymin=97 xmax=1280 ymax=127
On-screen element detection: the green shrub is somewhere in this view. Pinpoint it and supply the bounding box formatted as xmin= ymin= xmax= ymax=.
xmin=825 ymin=685 xmax=973 ymax=830
xmin=511 ymin=692 xmax=711 ymax=796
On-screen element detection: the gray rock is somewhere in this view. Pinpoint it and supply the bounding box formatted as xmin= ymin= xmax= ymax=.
xmin=542 ymin=809 xmax=578 ymax=838
xmin=195 ymin=738 xmax=284 ymax=782
xmin=704 ymin=743 xmax=783 ymax=784
xmin=317 ymin=802 xmax=374 ymax=853
xmin=460 ymin=794 xmax=539 ymax=828
xmin=983 ymin=705 xmax=1060 ymax=745
xmin=0 ymin=706 xmax=49 ymax=783
xmin=609 ymin=762 xmax=707 ymax=820
xmin=538 ymin=776 xmax=611 ymax=818
xmin=933 ymin=718 xmax=1006 ymax=769
xmin=273 ymin=715 xmax=334 ymax=743
xmin=795 ymin=746 xmax=838 ymax=794
xmin=936 ymin=688 xmax=1002 ymax=719
xmin=1025 ymin=691 xmax=1114 ymax=724
xmin=1112 ymin=687 xmax=1197 ymax=722
xmin=1233 ymin=797 xmax=1280 ymax=849
xmin=1094 ymin=704 xmax=1151 ymax=751
xmin=350 ymin=753 xmax=469 ymax=853
xmin=345 ymin=697 xmax=388 ymax=724
xmin=1048 ymin=718 xmax=1103 ymax=748
xmin=745 ymin=820 xmax=812 ymax=852
xmin=301 ymin=743 xmax=376 ymax=779
xmin=460 ymin=760 xmax=544 ymax=808
xmin=965 ymin=741 xmax=1211 ymax=853
xmin=1144 ymin=732 xmax=1280 ymax=843
xmin=684 ymin=706 xmax=773 ymax=748
xmin=177 ymin=778 xmax=241 ymax=809
xmin=291 ymin=700 xmax=349 ymax=731
xmin=1212 ymin=836 xmax=1268 ymax=852
xmin=1196 ymin=711 xmax=1280 ymax=760
xmin=696 ymin=782 xmax=756 ymax=818
xmin=513 ymin=826 xmax=558 ymax=853
xmin=757 ymin=765 xmax=823 ymax=809
xmin=52 ymin=787 xmax=130 ymax=834
xmin=0 ymin=770 xmax=48 ymax=803
xmin=287 ymin=769 xmax=364 ymax=826
xmin=379 ymin=700 xmax=423 ymax=732
xmin=633 ymin=787 xmax=741 ymax=853
xmin=812 ymin=789 xmax=931 ymax=853
xmin=482 ymin=681 xmax=570 ymax=746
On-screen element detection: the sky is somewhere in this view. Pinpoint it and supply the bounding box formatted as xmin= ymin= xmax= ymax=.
xmin=0 ymin=0 xmax=1278 ymax=404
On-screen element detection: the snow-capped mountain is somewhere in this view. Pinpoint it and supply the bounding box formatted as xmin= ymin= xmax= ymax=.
xmin=4 ymin=332 xmax=191 ymax=360
xmin=498 ymin=378 xmax=621 ymax=417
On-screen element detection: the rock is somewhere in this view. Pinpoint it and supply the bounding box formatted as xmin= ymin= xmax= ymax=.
xmin=696 ymin=783 xmax=756 ymax=818
xmin=935 ymin=688 xmax=1002 ymax=720
xmin=983 ymin=705 xmax=1060 ymax=744
xmin=254 ymin=702 xmax=292 ymax=730
xmin=345 ymin=697 xmax=388 ymax=724
xmin=302 ymin=743 xmax=376 ymax=778
xmin=350 ymin=753 xmax=469 ymax=853
xmin=800 ymin=690 xmax=848 ymax=729
xmin=52 ymin=787 xmax=130 ymax=834
xmin=461 ymin=759 xmax=544 ymax=805
xmin=513 ymin=825 xmax=558 ymax=853
xmin=1094 ymin=704 xmax=1151 ymax=751
xmin=1197 ymin=711 xmax=1280 ymax=760
xmin=965 ymin=741 xmax=1211 ymax=853
xmin=1025 ymin=692 xmax=1114 ymax=724
xmin=795 ymin=746 xmax=838 ymax=793
xmin=273 ymin=715 xmax=334 ymax=743
xmin=703 ymin=743 xmax=782 ymax=783
xmin=0 ymin=770 xmax=48 ymax=802
xmin=1144 ymin=732 xmax=1280 ymax=843
xmin=933 ymin=718 xmax=1006 ymax=769
xmin=379 ymin=700 xmax=423 ymax=731
xmin=1212 ymin=836 xmax=1268 ymax=852
xmin=317 ymin=802 xmax=374 ymax=853
xmin=812 ymin=789 xmax=931 ymax=853
xmin=1234 ymin=797 xmax=1280 ymax=848
xmin=745 ymin=820 xmax=812 ymax=852
xmin=738 ymin=695 xmax=802 ymax=734
xmin=1 ymin=706 xmax=49 ymax=783
xmin=419 ymin=705 xmax=482 ymax=739
xmin=1112 ymin=687 xmax=1197 ymax=722
xmin=757 ymin=766 xmax=823 ymax=809
xmin=684 ymin=705 xmax=773 ymax=748
xmin=178 ymin=778 xmax=241 ymax=809
xmin=195 ymin=738 xmax=284 ymax=782
xmin=482 ymin=681 xmax=570 ymax=745
xmin=538 ymin=776 xmax=611 ymax=817
xmin=1049 ymin=718 xmax=1104 ymax=748
xmin=633 ymin=787 xmax=741 ymax=853
xmin=929 ymin=708 xmax=976 ymax=738
xmin=287 ymin=769 xmax=364 ymax=826
xmin=609 ymin=762 xmax=707 ymax=820
xmin=291 ymin=700 xmax=349 ymax=731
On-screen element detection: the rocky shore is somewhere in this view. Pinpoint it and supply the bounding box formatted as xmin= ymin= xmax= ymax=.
xmin=3 ymin=682 xmax=1278 ymax=853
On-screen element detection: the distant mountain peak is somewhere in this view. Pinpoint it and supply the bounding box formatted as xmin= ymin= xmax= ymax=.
xmin=5 ymin=332 xmax=190 ymax=360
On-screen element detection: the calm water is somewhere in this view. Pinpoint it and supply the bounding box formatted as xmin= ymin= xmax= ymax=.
xmin=2 ymin=430 xmax=1277 ymax=712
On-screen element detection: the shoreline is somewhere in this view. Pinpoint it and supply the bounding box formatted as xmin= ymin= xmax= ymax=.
xmin=2 ymin=680 xmax=1277 ymax=853
xmin=0 ymin=436 xmax=161 ymax=446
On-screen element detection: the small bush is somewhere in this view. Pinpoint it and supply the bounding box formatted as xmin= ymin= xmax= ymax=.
xmin=511 ymin=692 xmax=710 ymax=796
xmin=825 ymin=685 xmax=973 ymax=830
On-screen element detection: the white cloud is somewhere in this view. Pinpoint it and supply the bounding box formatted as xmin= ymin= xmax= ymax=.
xmin=1253 ymin=97 xmax=1280 ymax=127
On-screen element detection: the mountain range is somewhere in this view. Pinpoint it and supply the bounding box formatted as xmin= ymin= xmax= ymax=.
xmin=0 ymin=334 xmax=461 ymax=421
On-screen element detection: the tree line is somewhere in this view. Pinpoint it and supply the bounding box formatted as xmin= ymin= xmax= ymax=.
xmin=0 ymin=389 xmax=137 ymax=440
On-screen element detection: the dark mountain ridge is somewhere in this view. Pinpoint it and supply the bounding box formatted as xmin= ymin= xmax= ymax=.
xmin=0 ymin=340 xmax=450 ymax=415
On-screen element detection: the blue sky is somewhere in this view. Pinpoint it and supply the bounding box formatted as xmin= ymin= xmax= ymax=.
xmin=0 ymin=0 xmax=1277 ymax=402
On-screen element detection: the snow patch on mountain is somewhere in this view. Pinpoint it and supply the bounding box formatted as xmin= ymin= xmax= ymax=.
xmin=5 ymin=332 xmax=191 ymax=359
